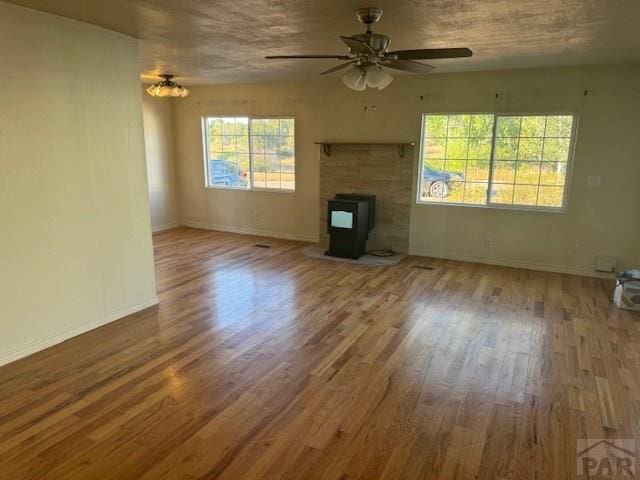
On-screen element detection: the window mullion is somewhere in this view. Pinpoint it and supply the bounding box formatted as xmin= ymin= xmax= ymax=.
xmin=204 ymin=118 xmax=210 ymax=187
xmin=462 ymin=116 xmax=470 ymax=203
xmin=442 ymin=116 xmax=450 ymax=205
xmin=511 ymin=117 xmax=522 ymax=204
xmin=535 ymin=116 xmax=548 ymax=206
xmin=248 ymin=117 xmax=254 ymax=190
xmin=486 ymin=114 xmax=499 ymax=206
xmin=278 ymin=120 xmax=282 ymax=190
xmin=234 ymin=119 xmax=239 ymax=183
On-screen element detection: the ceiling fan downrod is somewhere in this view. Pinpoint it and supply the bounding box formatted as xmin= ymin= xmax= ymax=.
xmin=355 ymin=7 xmax=383 ymax=33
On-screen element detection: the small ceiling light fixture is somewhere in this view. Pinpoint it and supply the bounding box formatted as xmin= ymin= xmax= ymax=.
xmin=146 ymin=74 xmax=189 ymax=98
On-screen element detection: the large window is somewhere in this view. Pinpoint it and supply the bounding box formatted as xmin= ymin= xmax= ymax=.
xmin=418 ymin=113 xmax=576 ymax=210
xmin=202 ymin=117 xmax=295 ymax=191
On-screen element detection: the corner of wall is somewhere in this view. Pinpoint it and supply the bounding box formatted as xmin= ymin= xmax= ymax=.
xmin=142 ymin=91 xmax=184 ymax=231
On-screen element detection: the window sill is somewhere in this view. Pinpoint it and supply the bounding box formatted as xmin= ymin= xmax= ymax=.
xmin=415 ymin=199 xmax=567 ymax=213
xmin=204 ymin=185 xmax=296 ymax=194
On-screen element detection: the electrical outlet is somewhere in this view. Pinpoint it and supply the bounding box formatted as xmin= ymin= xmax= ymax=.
xmin=587 ymin=176 xmax=601 ymax=187
xmin=484 ymin=237 xmax=494 ymax=248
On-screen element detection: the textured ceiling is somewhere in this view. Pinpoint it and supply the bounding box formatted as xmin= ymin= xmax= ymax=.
xmin=6 ymin=0 xmax=640 ymax=85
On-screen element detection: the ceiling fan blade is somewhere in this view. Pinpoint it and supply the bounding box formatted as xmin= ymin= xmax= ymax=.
xmin=320 ymin=61 xmax=357 ymax=75
xmin=388 ymin=48 xmax=473 ymax=60
xmin=265 ymin=54 xmax=351 ymax=60
xmin=340 ymin=36 xmax=374 ymax=54
xmin=386 ymin=59 xmax=435 ymax=74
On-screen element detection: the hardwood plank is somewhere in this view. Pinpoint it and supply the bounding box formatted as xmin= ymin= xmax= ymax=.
xmin=0 ymin=227 xmax=637 ymax=479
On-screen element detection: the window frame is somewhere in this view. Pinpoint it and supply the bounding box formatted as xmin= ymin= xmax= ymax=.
xmin=416 ymin=111 xmax=578 ymax=213
xmin=201 ymin=115 xmax=296 ymax=193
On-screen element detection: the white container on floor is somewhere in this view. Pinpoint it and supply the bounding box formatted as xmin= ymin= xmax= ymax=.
xmin=614 ymin=280 xmax=640 ymax=311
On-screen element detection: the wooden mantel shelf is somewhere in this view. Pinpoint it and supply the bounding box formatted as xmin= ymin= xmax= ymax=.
xmin=315 ymin=141 xmax=416 ymax=158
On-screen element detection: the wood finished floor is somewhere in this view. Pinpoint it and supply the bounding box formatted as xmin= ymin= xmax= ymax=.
xmin=1 ymin=227 xmax=639 ymax=479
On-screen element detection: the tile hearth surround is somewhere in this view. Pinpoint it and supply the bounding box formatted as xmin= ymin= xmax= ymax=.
xmin=319 ymin=144 xmax=414 ymax=254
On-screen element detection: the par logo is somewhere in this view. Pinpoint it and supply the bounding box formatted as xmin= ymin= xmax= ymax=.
xmin=577 ymin=439 xmax=636 ymax=478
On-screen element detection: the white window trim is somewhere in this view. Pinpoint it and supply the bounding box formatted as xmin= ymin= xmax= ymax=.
xmin=415 ymin=111 xmax=579 ymax=213
xmin=201 ymin=115 xmax=296 ymax=193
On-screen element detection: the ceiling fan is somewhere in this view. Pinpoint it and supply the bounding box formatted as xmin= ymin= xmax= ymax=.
xmin=265 ymin=7 xmax=472 ymax=91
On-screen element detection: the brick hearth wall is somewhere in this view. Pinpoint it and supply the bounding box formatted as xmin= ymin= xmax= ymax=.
xmin=319 ymin=144 xmax=414 ymax=254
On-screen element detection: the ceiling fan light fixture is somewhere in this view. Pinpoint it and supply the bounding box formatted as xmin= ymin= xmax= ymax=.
xmin=341 ymin=66 xmax=367 ymax=91
xmin=365 ymin=65 xmax=393 ymax=90
xmin=264 ymin=7 xmax=471 ymax=92
xmin=146 ymin=74 xmax=189 ymax=98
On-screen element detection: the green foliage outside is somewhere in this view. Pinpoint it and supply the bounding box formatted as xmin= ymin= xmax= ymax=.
xmin=422 ymin=114 xmax=573 ymax=207
xmin=206 ymin=117 xmax=295 ymax=189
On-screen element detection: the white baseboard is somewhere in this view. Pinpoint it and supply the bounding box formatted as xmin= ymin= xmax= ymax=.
xmin=0 ymin=296 xmax=159 ymax=368
xmin=409 ymin=247 xmax=613 ymax=279
xmin=182 ymin=220 xmax=318 ymax=243
xmin=152 ymin=221 xmax=181 ymax=233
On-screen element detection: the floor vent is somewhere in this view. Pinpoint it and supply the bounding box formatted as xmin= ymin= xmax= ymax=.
xmin=413 ymin=265 xmax=434 ymax=270
xmin=255 ymin=244 xmax=271 ymax=249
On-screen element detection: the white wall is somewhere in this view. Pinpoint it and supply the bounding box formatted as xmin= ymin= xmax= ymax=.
xmin=142 ymin=91 xmax=181 ymax=231
xmin=172 ymin=63 xmax=640 ymax=276
xmin=172 ymin=85 xmax=323 ymax=241
xmin=407 ymin=65 xmax=640 ymax=275
xmin=0 ymin=2 xmax=157 ymax=366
